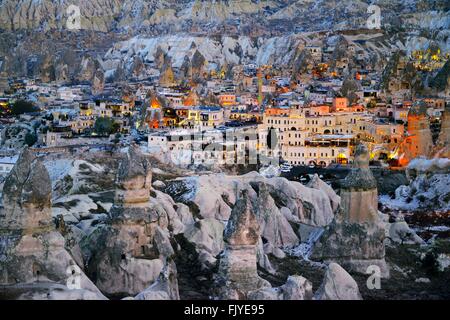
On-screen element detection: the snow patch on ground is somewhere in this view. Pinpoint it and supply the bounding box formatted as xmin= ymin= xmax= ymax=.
xmin=438 ymin=254 xmax=450 ymax=272
xmin=44 ymin=159 xmax=74 ymax=187
xmin=45 ymin=159 xmax=104 ymax=186
xmin=53 ymin=194 xmax=98 ymax=220
xmin=259 ymin=165 xmax=280 ymax=178
xmin=286 ymin=228 xmax=324 ymax=261
xmin=380 ymin=172 xmax=450 ymax=212
xmin=408 ymin=157 xmax=450 ymax=173
xmin=379 ymin=194 xmax=420 ymax=211
xmin=166 ymin=176 xmax=199 ymax=202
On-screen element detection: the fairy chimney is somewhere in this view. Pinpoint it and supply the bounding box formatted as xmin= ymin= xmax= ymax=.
xmin=217 ymin=190 xmax=270 ymax=299
xmin=340 ymin=144 xmax=378 ymax=223
xmin=114 ymin=144 xmax=152 ymax=206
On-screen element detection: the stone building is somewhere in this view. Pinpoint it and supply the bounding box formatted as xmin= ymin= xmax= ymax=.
xmin=259 ymin=104 xmax=371 ymax=166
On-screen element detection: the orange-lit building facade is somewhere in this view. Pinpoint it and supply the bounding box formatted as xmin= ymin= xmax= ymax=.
xmin=218 ymin=94 xmax=237 ymax=106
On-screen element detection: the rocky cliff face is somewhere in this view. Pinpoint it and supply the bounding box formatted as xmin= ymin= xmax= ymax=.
xmin=1 ymin=0 xmax=448 ymax=33
xmin=0 ymin=1 xmax=449 ymax=82
xmin=2 ymin=29 xmax=448 ymax=84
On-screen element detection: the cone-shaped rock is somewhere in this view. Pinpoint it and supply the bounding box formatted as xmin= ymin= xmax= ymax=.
xmin=115 ymin=143 xmax=152 ymax=205
xmin=223 ymin=189 xmax=259 ymax=246
xmin=435 ymin=104 xmax=450 ymax=158
xmin=217 ymin=190 xmax=270 ymax=299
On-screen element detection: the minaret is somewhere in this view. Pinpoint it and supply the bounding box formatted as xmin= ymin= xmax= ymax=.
xmin=257 ymin=68 xmax=263 ymax=112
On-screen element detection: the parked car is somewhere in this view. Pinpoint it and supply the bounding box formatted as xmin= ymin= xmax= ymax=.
xmin=280 ymin=162 xmax=293 ymax=172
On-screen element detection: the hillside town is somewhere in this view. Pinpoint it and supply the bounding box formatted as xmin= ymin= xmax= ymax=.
xmin=0 ymin=0 xmax=449 ymax=305
xmin=1 ymin=44 xmax=449 ymax=173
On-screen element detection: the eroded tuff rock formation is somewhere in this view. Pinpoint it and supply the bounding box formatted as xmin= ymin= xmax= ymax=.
xmin=159 ymin=55 xmax=177 ymax=88
xmin=184 ymin=218 xmax=225 ymax=270
xmin=0 ymin=148 xmax=105 ymax=300
xmin=92 ymin=69 xmax=105 ymax=95
xmin=1 ymin=148 xmax=52 ymax=231
xmin=1 ymin=0 xmax=447 ymax=34
xmin=212 ymin=186 xmax=362 ymax=301
xmin=166 ymin=172 xmax=337 ymax=271
xmin=167 ymin=172 xmax=336 ymax=225
xmin=306 ymin=174 xmax=341 ymax=213
xmin=83 ymin=144 xmax=180 ymax=297
xmin=254 ymin=182 xmax=299 ymax=250
xmin=212 ymin=185 xmax=343 ymax=300
xmin=215 ymin=189 xmax=271 ymax=299
xmin=114 ymin=143 xmax=153 ymax=205
xmin=311 ymin=144 xmax=389 ymax=277
xmin=1 ymin=0 xmax=448 ymax=83
xmin=382 ymin=158 xmax=450 ymax=213
xmin=404 ymin=101 xmax=434 ymax=162
xmin=0 ymin=143 xmax=433 ymax=300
